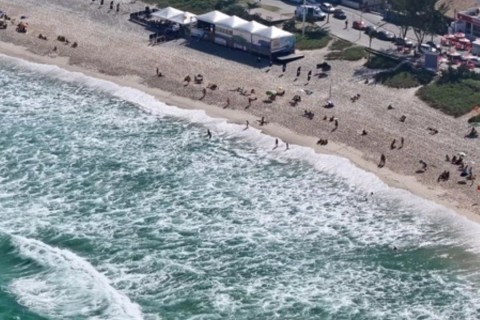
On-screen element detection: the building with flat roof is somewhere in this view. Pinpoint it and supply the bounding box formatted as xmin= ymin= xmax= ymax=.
xmin=457 ymin=7 xmax=480 ymax=37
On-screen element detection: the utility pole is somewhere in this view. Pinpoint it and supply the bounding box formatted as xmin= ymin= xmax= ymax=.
xmin=302 ymin=0 xmax=306 ymax=36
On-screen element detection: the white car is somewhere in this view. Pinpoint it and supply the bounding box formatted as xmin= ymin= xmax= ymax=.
xmin=295 ymin=5 xmax=327 ymax=20
xmin=419 ymin=43 xmax=436 ymax=54
xmin=320 ymin=2 xmax=335 ymax=13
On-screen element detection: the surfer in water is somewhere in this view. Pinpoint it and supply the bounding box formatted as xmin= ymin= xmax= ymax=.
xmin=207 ymin=129 xmax=212 ymax=139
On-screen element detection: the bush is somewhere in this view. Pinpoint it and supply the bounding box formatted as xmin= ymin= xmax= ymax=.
xmin=375 ymin=65 xmax=434 ymax=88
xmin=365 ymin=54 xmax=400 ymax=69
xmin=329 ymin=39 xmax=352 ymax=51
xmin=417 ymin=79 xmax=480 ymax=117
xmin=325 ymin=46 xmax=366 ymax=61
xmin=468 ymin=114 xmax=480 ymax=123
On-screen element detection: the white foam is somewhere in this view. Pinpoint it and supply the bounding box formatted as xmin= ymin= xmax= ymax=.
xmin=8 ymin=234 xmax=143 ymax=320
xmin=2 ymin=53 xmax=480 ymax=246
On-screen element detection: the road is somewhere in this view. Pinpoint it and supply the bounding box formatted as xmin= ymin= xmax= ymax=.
xmin=258 ymin=0 xmax=439 ymax=52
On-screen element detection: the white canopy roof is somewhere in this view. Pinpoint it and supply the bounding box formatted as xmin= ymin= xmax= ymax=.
xmin=196 ymin=10 xmax=230 ymax=24
xmin=151 ymin=7 xmax=184 ymax=20
xmin=253 ymin=26 xmax=292 ymax=39
xmin=169 ymin=12 xmax=197 ymax=25
xmin=235 ymin=21 xmax=268 ymax=34
xmin=216 ymin=15 xmax=248 ymax=29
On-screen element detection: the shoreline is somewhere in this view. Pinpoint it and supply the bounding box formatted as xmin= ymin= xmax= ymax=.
xmin=1 ymin=40 xmax=479 ymax=224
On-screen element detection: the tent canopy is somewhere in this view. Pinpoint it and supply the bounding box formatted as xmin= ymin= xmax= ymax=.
xmin=236 ymin=21 xmax=268 ymax=34
xmin=151 ymin=6 xmax=184 ymax=20
xmin=169 ymin=11 xmax=197 ymax=25
xmin=216 ymin=15 xmax=248 ymax=29
xmin=254 ymin=26 xmax=292 ymax=39
xmin=196 ymin=10 xmax=230 ymax=24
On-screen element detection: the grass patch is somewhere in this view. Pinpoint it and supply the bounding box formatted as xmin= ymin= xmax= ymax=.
xmin=294 ymin=24 xmax=331 ymax=50
xmin=417 ymin=80 xmax=480 ymax=117
xmin=329 ymin=39 xmax=352 ymax=51
xmin=325 ymin=46 xmax=366 ymax=61
xmin=416 ymin=66 xmax=480 ymax=117
xmin=365 ymin=54 xmax=400 ymax=69
xmin=375 ymin=65 xmax=435 ymax=88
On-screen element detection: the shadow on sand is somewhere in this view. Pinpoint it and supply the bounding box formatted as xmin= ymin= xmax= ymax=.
xmin=185 ymin=39 xmax=272 ymax=69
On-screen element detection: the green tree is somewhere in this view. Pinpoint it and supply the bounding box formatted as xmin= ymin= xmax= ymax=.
xmin=389 ymin=0 xmax=449 ymax=47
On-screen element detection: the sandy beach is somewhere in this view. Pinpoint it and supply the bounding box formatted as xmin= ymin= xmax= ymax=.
xmin=1 ymin=0 xmax=479 ymax=222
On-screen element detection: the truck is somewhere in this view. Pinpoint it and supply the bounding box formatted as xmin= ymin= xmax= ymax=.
xmin=295 ymin=5 xmax=327 ymax=21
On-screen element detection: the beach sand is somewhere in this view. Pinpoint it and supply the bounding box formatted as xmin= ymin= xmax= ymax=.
xmin=1 ymin=0 xmax=479 ymax=222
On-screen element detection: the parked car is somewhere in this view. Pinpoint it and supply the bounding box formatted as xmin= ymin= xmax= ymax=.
xmin=364 ymin=25 xmax=377 ymax=36
xmin=320 ymin=2 xmax=335 ymax=13
xmin=393 ymin=37 xmax=414 ymax=47
xmin=352 ymin=20 xmax=366 ymax=30
xmin=295 ymin=5 xmax=326 ymax=21
xmin=376 ymin=30 xmax=395 ymax=41
xmin=333 ymin=8 xmax=347 ymax=19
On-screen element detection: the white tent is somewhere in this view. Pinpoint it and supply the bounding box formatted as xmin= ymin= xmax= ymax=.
xmin=215 ymin=15 xmax=249 ymax=37
xmin=169 ymin=12 xmax=197 ymax=25
xmin=253 ymin=26 xmax=292 ymax=39
xmin=216 ymin=15 xmax=248 ymax=29
xmin=196 ymin=10 xmax=230 ymax=24
xmin=234 ymin=21 xmax=268 ymax=44
xmin=151 ymin=7 xmax=184 ymax=20
xmin=235 ymin=21 xmax=268 ymax=34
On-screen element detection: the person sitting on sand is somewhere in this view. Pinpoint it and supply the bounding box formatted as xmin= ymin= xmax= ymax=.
xmin=183 ymin=75 xmax=191 ymax=86
xmin=399 ymin=115 xmax=406 ymax=123
xmin=437 ymin=170 xmax=450 ymax=182
xmin=387 ymin=104 xmax=394 ymax=110
xmin=419 ymin=160 xmax=427 ymax=171
xmin=361 ymin=129 xmax=368 ymax=136
xmin=465 ymin=127 xmax=478 ymax=139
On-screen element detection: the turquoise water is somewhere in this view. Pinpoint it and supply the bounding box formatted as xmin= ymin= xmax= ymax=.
xmin=1 ymin=55 xmax=480 ymax=320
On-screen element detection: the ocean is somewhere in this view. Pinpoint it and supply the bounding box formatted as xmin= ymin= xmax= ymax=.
xmin=0 ymin=54 xmax=480 ymax=320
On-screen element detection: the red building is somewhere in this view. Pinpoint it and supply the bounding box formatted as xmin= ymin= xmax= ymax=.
xmin=457 ymin=7 xmax=480 ymax=38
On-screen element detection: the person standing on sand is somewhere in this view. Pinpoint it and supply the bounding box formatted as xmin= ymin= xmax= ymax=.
xmin=400 ymin=137 xmax=404 ymax=149
xmin=307 ymin=70 xmax=312 ymax=82
xmin=200 ymin=87 xmax=207 ymax=100
xmin=378 ymin=154 xmax=386 ymax=168
xmin=390 ymin=139 xmax=396 ymax=149
xmin=296 ymin=66 xmax=301 ymax=78
xmin=285 ymin=142 xmax=289 ymax=150
xmin=116 ymin=3 xmax=120 ymax=12
xmin=273 ymin=139 xmax=278 ymax=150
xmin=110 ymin=1 xmax=113 ymax=10
xmin=244 ymin=120 xmax=249 ymax=130
xmin=282 ymin=63 xmax=286 ymax=73
xmin=224 ymin=97 xmax=230 ymax=109
xmin=100 ymin=0 xmax=104 ymax=5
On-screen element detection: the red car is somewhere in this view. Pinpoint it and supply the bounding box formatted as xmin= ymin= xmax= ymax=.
xmin=352 ymin=20 xmax=366 ymax=30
